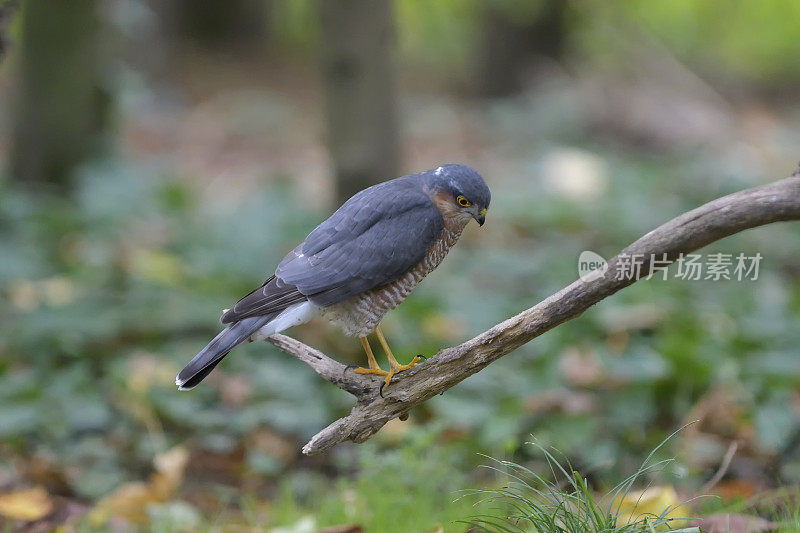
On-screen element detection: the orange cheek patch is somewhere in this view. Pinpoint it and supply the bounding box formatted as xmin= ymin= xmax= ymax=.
xmin=430 ymin=191 xmax=459 ymax=216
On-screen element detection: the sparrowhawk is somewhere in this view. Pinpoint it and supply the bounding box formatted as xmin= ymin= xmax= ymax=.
xmin=176 ymin=164 xmax=490 ymax=391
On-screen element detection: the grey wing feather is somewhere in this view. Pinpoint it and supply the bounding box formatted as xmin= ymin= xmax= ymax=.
xmin=220 ymin=276 xmax=307 ymax=324
xmin=275 ymin=177 xmax=444 ymax=307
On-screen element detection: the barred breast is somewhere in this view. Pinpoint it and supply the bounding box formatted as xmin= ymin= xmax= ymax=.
xmin=323 ymin=227 xmax=463 ymax=336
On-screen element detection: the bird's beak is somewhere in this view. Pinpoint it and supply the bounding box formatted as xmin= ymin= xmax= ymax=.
xmin=476 ymin=207 xmax=487 ymax=226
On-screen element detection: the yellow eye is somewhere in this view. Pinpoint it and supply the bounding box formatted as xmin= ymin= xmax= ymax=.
xmin=456 ymin=195 xmax=471 ymax=207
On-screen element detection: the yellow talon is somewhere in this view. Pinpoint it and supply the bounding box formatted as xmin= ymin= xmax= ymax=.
xmin=375 ymin=325 xmax=422 ymax=389
xmin=382 ymin=355 xmax=422 ymax=386
xmin=356 ymin=329 xmax=422 ymax=394
xmin=354 ymin=366 xmax=389 ymax=377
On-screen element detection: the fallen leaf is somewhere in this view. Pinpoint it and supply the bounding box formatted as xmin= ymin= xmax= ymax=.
xmin=88 ymin=481 xmax=155 ymax=526
xmin=712 ymin=479 xmax=766 ymax=501
xmin=689 ymin=513 xmax=778 ymax=533
xmin=154 ymin=445 xmax=190 ymax=492
xmin=88 ymin=446 xmax=189 ymax=526
xmin=612 ymin=485 xmax=688 ymax=529
xmin=0 ymin=486 xmax=53 ymax=521
xmin=21 ymin=455 xmax=73 ymax=496
xmin=318 ymin=525 xmax=363 ymax=533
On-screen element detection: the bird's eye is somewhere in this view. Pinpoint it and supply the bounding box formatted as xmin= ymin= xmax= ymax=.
xmin=456 ymin=195 xmax=471 ymax=207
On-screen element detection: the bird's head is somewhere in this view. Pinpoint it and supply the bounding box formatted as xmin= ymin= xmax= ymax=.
xmin=425 ymin=164 xmax=491 ymax=226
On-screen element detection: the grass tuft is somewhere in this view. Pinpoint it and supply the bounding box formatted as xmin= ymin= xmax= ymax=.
xmin=461 ymin=425 xmax=702 ymax=533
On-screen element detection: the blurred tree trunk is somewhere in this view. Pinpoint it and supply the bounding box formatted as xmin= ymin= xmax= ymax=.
xmin=10 ymin=0 xmax=109 ymax=190
xmin=158 ymin=0 xmax=270 ymax=48
xmin=477 ymin=0 xmax=567 ymax=98
xmin=319 ymin=0 xmax=400 ymax=205
xmin=0 ymin=0 xmax=20 ymax=61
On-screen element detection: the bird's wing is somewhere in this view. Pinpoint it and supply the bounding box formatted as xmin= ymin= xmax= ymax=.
xmin=220 ymin=275 xmax=307 ymax=324
xmin=275 ymin=178 xmax=444 ymax=307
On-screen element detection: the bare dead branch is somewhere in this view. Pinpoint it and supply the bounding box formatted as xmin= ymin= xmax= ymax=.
xmin=255 ymin=175 xmax=800 ymax=455
xmin=701 ymin=440 xmax=739 ymax=494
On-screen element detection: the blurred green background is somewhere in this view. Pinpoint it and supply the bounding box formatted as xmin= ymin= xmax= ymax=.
xmin=0 ymin=0 xmax=799 ymax=531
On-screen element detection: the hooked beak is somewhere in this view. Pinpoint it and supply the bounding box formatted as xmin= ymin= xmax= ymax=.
xmin=475 ymin=207 xmax=487 ymax=226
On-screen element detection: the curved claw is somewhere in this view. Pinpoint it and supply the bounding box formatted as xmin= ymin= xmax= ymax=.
xmin=378 ymin=356 xmax=425 ymax=397
xmin=343 ymin=364 xmax=358 ymax=375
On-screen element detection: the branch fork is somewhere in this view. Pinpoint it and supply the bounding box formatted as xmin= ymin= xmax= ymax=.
xmin=252 ymin=175 xmax=800 ymax=455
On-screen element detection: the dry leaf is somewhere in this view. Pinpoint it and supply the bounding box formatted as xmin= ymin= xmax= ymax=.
xmin=318 ymin=525 xmax=363 ymax=533
xmin=712 ymin=479 xmax=766 ymax=501
xmin=88 ymin=481 xmax=156 ymax=526
xmin=689 ymin=513 xmax=778 ymax=533
xmin=88 ymin=446 xmax=189 ymax=526
xmin=0 ymin=486 xmax=53 ymax=522
xmin=21 ymin=455 xmax=73 ymax=495
xmin=154 ymin=446 xmax=190 ymax=489
xmin=613 ymin=485 xmax=688 ymax=529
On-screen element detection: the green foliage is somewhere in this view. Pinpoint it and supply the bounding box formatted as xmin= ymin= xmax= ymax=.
xmin=3 ymin=101 xmax=800 ymax=507
xmin=269 ymin=0 xmax=319 ymax=53
xmin=268 ymin=427 xmax=476 ymax=532
xmin=781 ymin=505 xmax=800 ymax=532
xmin=268 ymin=1 xmax=800 ymax=86
xmin=0 ymin=158 xmax=344 ymax=499
xmin=618 ymin=0 xmax=800 ymax=82
xmin=464 ymin=431 xmax=697 ymax=533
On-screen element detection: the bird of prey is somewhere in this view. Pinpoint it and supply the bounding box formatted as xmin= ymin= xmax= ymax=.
xmin=176 ymin=164 xmax=490 ymax=392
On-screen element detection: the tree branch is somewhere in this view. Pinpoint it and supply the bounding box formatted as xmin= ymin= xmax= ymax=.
xmin=253 ymin=175 xmax=800 ymax=455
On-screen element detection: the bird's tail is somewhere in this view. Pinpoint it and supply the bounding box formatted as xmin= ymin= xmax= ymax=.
xmin=176 ymin=315 xmax=273 ymax=391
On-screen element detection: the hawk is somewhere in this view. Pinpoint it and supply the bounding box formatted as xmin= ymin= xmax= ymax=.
xmin=176 ymin=164 xmax=490 ymax=391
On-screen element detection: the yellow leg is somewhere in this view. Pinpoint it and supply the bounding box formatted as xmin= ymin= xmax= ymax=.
xmin=353 ymin=336 xmax=389 ymax=377
xmin=375 ymin=325 xmax=422 ymax=387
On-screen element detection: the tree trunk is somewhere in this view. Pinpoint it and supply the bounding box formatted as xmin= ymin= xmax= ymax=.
xmin=319 ymin=0 xmax=400 ymax=205
xmin=0 ymin=0 xmax=20 ymax=61
xmin=10 ymin=0 xmax=109 ymax=190
xmin=477 ymin=0 xmax=567 ymax=98
xmin=157 ymin=0 xmax=270 ymax=48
